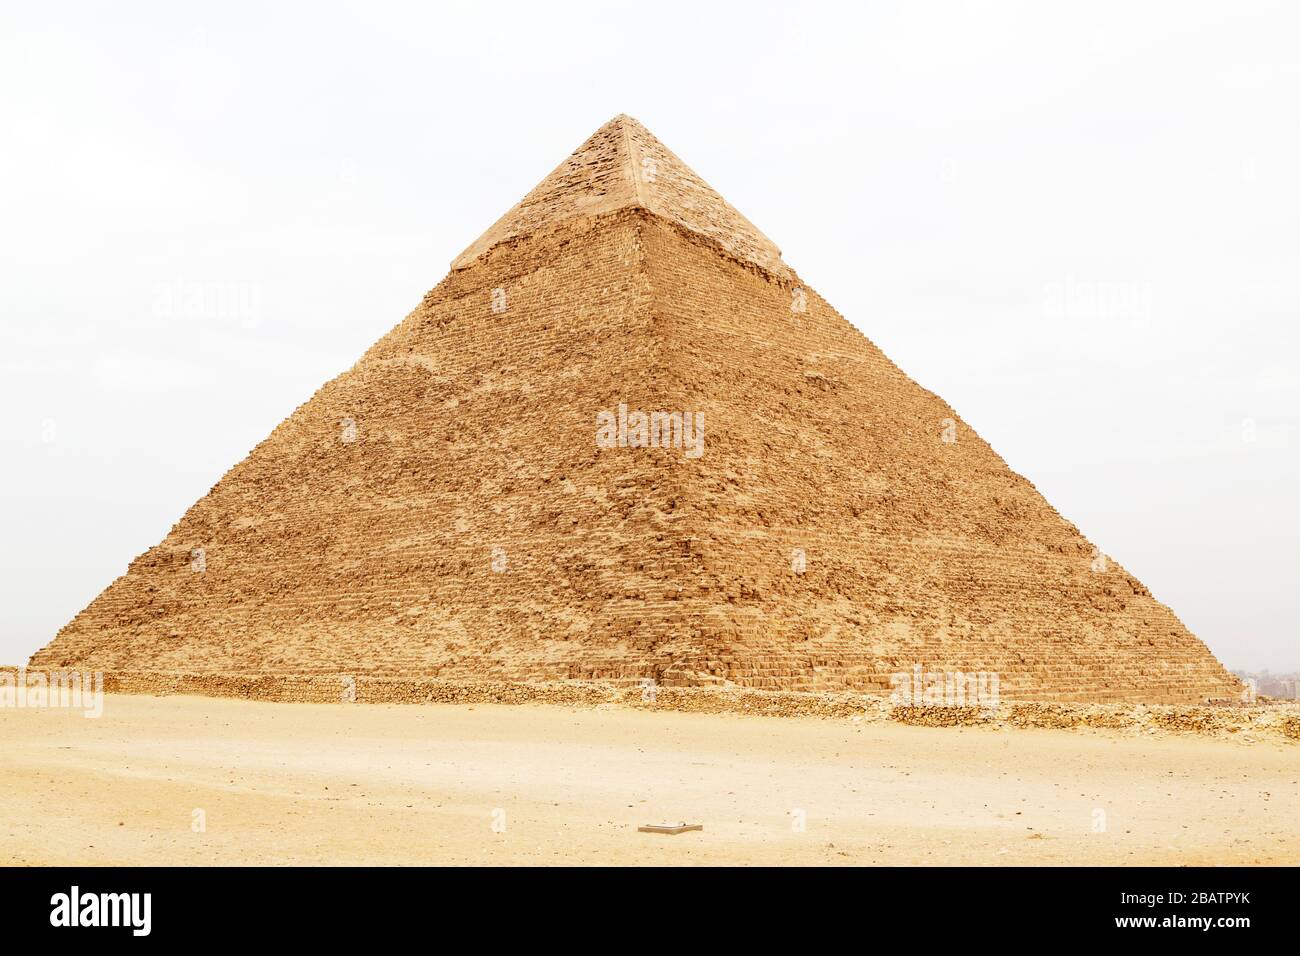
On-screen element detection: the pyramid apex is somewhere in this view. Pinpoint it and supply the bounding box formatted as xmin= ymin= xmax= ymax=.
xmin=602 ymin=112 xmax=642 ymax=127
xmin=451 ymin=116 xmax=788 ymax=277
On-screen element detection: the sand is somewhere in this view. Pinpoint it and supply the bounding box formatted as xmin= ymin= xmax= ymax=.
xmin=1 ymin=694 xmax=1295 ymax=866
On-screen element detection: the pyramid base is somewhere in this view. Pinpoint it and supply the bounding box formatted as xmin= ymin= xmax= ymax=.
xmin=9 ymin=666 xmax=1244 ymax=709
xmin=6 ymin=667 xmax=1288 ymax=739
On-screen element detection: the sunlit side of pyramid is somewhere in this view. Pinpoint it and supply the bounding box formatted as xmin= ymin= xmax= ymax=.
xmin=32 ymin=116 xmax=1241 ymax=704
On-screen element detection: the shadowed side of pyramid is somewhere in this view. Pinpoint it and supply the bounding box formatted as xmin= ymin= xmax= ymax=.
xmin=622 ymin=213 xmax=1240 ymax=702
xmin=31 ymin=117 xmax=1241 ymax=705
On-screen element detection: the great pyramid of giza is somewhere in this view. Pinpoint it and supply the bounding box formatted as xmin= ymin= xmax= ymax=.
xmin=33 ymin=115 xmax=1240 ymax=704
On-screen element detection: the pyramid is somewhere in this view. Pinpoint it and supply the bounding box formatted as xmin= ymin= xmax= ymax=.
xmin=32 ymin=115 xmax=1240 ymax=704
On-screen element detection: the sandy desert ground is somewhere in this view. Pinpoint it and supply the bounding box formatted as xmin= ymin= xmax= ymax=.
xmin=1 ymin=693 xmax=1296 ymax=866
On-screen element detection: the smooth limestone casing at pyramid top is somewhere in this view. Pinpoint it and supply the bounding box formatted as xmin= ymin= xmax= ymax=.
xmin=32 ymin=116 xmax=1242 ymax=704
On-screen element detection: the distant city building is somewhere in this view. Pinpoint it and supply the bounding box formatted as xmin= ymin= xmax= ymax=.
xmin=1233 ymin=671 xmax=1300 ymax=700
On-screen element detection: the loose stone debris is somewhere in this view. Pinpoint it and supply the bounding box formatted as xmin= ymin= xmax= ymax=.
xmin=638 ymin=823 xmax=704 ymax=835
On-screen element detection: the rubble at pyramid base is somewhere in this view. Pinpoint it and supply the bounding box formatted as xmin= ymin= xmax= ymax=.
xmin=8 ymin=667 xmax=1288 ymax=740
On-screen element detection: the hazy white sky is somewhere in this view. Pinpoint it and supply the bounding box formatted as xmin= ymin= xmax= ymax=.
xmin=2 ymin=1 xmax=1296 ymax=670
